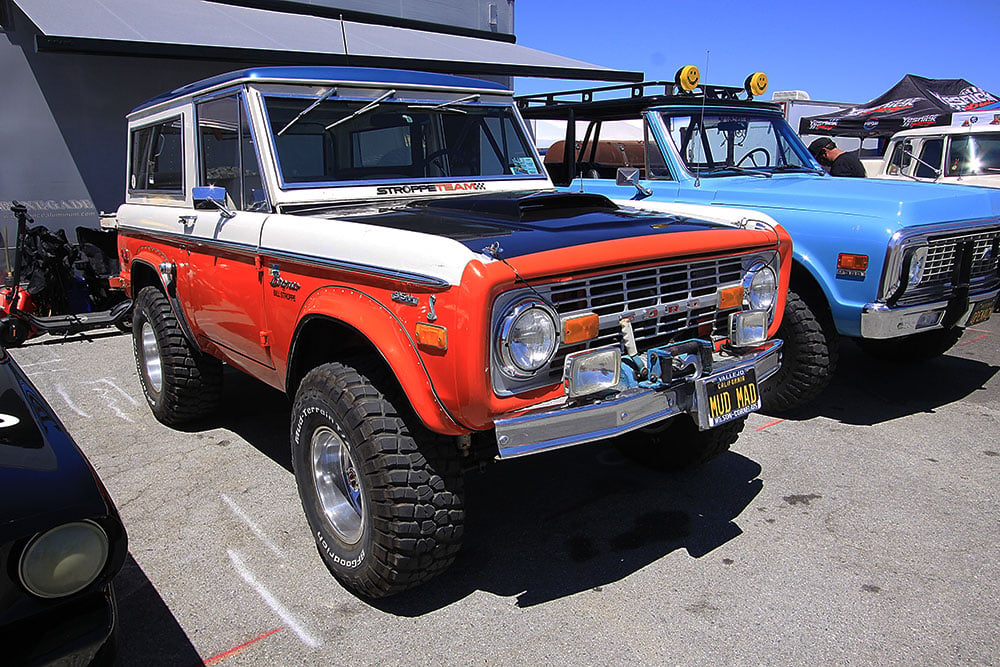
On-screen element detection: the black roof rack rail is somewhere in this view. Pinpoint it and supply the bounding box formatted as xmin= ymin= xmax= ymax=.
xmin=516 ymin=79 xmax=758 ymax=111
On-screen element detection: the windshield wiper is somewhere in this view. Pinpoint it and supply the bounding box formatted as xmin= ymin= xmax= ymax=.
xmin=697 ymin=165 xmax=771 ymax=178
xmin=771 ymin=164 xmax=824 ymax=175
xmin=324 ymin=90 xmax=396 ymax=130
xmin=410 ymin=94 xmax=481 ymax=114
xmin=277 ymin=88 xmax=337 ymax=136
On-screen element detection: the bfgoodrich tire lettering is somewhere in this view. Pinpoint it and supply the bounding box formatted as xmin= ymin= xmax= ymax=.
xmin=132 ymin=286 xmax=222 ymax=425
xmin=291 ymin=360 xmax=464 ymax=599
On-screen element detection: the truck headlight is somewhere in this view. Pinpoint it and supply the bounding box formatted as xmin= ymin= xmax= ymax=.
xmin=19 ymin=521 xmax=110 ymax=598
xmin=908 ymin=246 xmax=928 ymax=287
xmin=742 ymin=263 xmax=777 ymax=312
xmin=497 ymin=300 xmax=558 ymax=377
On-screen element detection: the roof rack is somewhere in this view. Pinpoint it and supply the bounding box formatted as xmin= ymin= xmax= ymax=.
xmin=516 ymin=79 xmax=758 ymax=111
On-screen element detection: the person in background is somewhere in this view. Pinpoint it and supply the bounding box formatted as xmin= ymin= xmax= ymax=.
xmin=809 ymin=137 xmax=866 ymax=177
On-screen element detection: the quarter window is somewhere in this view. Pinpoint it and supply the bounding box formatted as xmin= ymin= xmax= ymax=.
xmin=129 ymin=117 xmax=183 ymax=192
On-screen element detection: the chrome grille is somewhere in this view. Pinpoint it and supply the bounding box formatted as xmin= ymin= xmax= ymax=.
xmin=900 ymin=227 xmax=1000 ymax=305
xmin=539 ymin=254 xmax=749 ymax=383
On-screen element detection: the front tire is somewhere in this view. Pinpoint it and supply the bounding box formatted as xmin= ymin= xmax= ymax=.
xmin=761 ymin=289 xmax=838 ymax=413
xmin=132 ymin=286 xmax=222 ymax=425
xmin=615 ymin=415 xmax=746 ymax=469
xmin=291 ymin=361 xmax=464 ymax=599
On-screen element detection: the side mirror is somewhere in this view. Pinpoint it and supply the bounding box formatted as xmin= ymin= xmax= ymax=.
xmin=900 ymin=141 xmax=913 ymax=168
xmin=616 ymin=167 xmax=652 ymax=199
xmin=192 ymin=186 xmax=236 ymax=218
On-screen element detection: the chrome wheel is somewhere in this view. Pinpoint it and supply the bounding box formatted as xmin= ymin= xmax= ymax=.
xmin=140 ymin=321 xmax=163 ymax=394
xmin=311 ymin=426 xmax=364 ymax=544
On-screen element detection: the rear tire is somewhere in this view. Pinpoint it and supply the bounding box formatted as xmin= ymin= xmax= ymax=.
xmin=132 ymin=286 xmax=222 ymax=425
xmin=291 ymin=360 xmax=464 ymax=599
xmin=858 ymin=327 xmax=963 ymax=362
xmin=761 ymin=289 xmax=838 ymax=413
xmin=615 ymin=415 xmax=746 ymax=469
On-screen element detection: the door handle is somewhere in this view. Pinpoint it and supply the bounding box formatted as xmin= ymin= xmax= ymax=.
xmin=178 ymin=215 xmax=197 ymax=225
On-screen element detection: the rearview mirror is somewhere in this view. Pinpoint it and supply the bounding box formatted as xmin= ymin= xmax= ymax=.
xmin=616 ymin=167 xmax=652 ymax=199
xmin=192 ymin=186 xmax=236 ymax=219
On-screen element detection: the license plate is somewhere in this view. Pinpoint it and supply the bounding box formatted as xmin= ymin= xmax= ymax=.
xmin=966 ymin=297 xmax=995 ymax=327
xmin=702 ymin=366 xmax=760 ymax=428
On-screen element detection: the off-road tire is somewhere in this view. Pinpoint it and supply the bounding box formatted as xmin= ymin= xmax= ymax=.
xmin=858 ymin=327 xmax=963 ymax=363
xmin=615 ymin=415 xmax=746 ymax=470
xmin=761 ymin=289 xmax=839 ymax=413
xmin=291 ymin=360 xmax=464 ymax=599
xmin=132 ymin=286 xmax=222 ymax=425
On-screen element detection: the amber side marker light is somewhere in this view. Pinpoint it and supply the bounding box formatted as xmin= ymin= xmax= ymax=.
xmin=415 ymin=323 xmax=448 ymax=350
xmin=837 ymin=253 xmax=869 ymax=271
xmin=719 ymin=286 xmax=744 ymax=310
xmin=562 ymin=313 xmax=599 ymax=345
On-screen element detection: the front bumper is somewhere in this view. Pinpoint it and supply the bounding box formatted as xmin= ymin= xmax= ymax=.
xmin=493 ymin=339 xmax=782 ymax=458
xmin=860 ymin=288 xmax=999 ymax=339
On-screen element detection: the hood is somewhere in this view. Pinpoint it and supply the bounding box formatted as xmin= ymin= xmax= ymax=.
xmin=706 ymin=174 xmax=1000 ymax=229
xmin=347 ymin=191 xmax=766 ymax=258
xmin=0 ymin=351 xmax=113 ymax=538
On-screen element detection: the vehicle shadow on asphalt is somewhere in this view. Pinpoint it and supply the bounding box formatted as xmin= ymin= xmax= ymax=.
xmin=112 ymin=554 xmax=202 ymax=666
xmin=763 ymin=340 xmax=999 ymax=426
xmin=374 ymin=444 xmax=763 ymax=615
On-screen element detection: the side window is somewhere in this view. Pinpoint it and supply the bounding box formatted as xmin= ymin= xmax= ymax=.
xmin=887 ymin=142 xmax=904 ymax=174
xmin=197 ymin=94 xmax=267 ymax=211
xmin=129 ymin=117 xmax=183 ymax=192
xmin=916 ymin=139 xmax=943 ymax=178
xmin=645 ymin=118 xmax=672 ymax=180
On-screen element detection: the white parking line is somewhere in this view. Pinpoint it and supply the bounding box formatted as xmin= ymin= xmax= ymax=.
xmin=227 ymin=549 xmax=320 ymax=648
xmin=221 ymin=493 xmax=285 ymax=558
xmin=54 ymin=384 xmax=90 ymax=418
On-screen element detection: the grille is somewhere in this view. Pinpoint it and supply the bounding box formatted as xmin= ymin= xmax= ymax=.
xmin=899 ymin=227 xmax=1000 ymax=305
xmin=537 ymin=254 xmax=750 ymax=383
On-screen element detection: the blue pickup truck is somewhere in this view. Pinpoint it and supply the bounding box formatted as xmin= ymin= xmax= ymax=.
xmin=519 ymin=73 xmax=1000 ymax=411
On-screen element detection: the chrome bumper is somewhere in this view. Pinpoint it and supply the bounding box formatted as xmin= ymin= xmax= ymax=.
xmin=493 ymin=340 xmax=782 ymax=459
xmin=860 ymin=288 xmax=999 ymax=339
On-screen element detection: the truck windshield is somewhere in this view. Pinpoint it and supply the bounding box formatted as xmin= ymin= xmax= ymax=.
xmin=946 ymin=134 xmax=1000 ymax=176
xmin=658 ymin=110 xmax=817 ymax=176
xmin=263 ymin=94 xmax=543 ymax=186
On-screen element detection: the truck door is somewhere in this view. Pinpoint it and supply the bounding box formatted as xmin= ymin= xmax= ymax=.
xmin=184 ymin=92 xmax=273 ymax=368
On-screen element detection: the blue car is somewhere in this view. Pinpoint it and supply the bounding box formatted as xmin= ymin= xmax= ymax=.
xmin=519 ymin=73 xmax=1000 ymax=411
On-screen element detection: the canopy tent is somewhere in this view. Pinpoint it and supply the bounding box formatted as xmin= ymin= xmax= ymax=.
xmin=799 ymin=75 xmax=1000 ymax=138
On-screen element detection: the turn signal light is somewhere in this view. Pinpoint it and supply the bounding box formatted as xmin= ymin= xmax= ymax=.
xmin=838 ymin=253 xmax=869 ymax=271
xmin=415 ymin=323 xmax=447 ymax=350
xmin=719 ymin=285 xmax=744 ymax=310
xmin=562 ymin=313 xmax=599 ymax=345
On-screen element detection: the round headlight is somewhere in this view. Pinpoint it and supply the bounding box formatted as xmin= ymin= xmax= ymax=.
xmin=743 ymin=264 xmax=777 ymax=312
xmin=908 ymin=246 xmax=928 ymax=287
xmin=498 ymin=301 xmax=558 ymax=377
xmin=20 ymin=521 xmax=109 ymax=598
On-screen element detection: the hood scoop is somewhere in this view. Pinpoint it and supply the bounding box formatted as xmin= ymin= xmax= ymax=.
xmin=407 ymin=191 xmax=619 ymax=222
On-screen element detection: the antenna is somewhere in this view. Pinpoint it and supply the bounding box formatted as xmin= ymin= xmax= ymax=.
xmin=340 ymin=14 xmax=350 ymax=64
xmin=694 ymin=50 xmax=709 ymax=188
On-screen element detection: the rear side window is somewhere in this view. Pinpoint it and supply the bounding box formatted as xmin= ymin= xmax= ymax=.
xmin=129 ymin=117 xmax=183 ymax=192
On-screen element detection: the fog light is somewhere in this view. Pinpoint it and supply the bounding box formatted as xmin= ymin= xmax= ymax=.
xmin=915 ymin=310 xmax=942 ymax=330
xmin=20 ymin=521 xmax=109 ymax=598
xmin=729 ymin=310 xmax=768 ymax=347
xmin=563 ymin=346 xmax=621 ymax=398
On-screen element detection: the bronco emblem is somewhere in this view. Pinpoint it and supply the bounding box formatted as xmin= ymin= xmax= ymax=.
xmin=269 ymin=265 xmax=301 ymax=291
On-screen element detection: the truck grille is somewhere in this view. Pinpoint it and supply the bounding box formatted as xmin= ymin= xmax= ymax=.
xmin=538 ymin=254 xmax=750 ymax=383
xmin=899 ymin=227 xmax=1000 ymax=305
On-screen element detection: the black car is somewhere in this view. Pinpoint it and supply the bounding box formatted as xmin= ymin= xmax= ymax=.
xmin=0 ymin=345 xmax=127 ymax=665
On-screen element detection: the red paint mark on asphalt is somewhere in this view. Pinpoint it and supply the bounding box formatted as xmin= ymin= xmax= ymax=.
xmin=755 ymin=418 xmax=786 ymax=431
xmin=967 ymin=327 xmax=992 ymax=334
xmin=959 ymin=334 xmax=989 ymax=347
xmin=204 ymin=627 xmax=284 ymax=665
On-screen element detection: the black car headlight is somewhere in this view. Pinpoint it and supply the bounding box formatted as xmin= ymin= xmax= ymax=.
xmin=496 ymin=300 xmax=559 ymax=378
xmin=19 ymin=520 xmax=110 ymax=598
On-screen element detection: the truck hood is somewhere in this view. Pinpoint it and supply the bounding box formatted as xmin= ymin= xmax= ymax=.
xmin=348 ymin=191 xmax=772 ymax=258
xmin=705 ymin=174 xmax=1000 ymax=229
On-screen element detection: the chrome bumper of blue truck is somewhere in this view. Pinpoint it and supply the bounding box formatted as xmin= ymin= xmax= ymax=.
xmin=860 ymin=289 xmax=998 ymax=339
xmin=493 ymin=340 xmax=782 ymax=459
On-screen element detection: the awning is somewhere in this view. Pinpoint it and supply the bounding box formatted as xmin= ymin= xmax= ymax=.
xmin=12 ymin=0 xmax=642 ymax=82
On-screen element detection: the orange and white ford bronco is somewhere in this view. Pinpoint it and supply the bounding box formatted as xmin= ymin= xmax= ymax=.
xmin=115 ymin=66 xmax=790 ymax=598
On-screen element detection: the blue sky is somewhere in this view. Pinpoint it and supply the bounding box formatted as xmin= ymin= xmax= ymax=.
xmin=513 ymin=0 xmax=1000 ymax=104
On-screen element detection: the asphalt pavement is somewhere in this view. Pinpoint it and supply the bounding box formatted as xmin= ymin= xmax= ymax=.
xmin=9 ymin=316 xmax=999 ymax=666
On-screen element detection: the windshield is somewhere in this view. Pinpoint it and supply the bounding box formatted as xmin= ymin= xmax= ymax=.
xmin=659 ymin=110 xmax=817 ymax=176
xmin=946 ymin=134 xmax=1000 ymax=176
xmin=263 ymin=93 xmax=543 ymax=186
